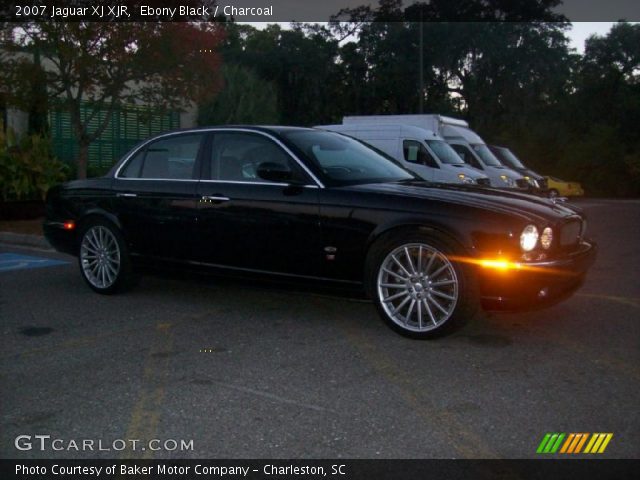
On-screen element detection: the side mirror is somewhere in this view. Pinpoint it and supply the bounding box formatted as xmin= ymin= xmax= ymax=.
xmin=256 ymin=162 xmax=293 ymax=183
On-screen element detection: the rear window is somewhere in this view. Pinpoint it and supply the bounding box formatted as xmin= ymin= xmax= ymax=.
xmin=119 ymin=133 xmax=204 ymax=180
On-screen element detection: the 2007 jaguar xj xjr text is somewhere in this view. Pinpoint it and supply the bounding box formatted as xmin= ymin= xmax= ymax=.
xmin=44 ymin=127 xmax=596 ymax=338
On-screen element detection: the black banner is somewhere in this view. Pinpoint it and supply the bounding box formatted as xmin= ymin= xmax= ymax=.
xmin=2 ymin=459 xmax=639 ymax=480
xmin=1 ymin=0 xmax=640 ymax=23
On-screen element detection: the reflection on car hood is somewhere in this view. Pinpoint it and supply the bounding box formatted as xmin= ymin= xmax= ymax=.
xmin=347 ymin=181 xmax=580 ymax=223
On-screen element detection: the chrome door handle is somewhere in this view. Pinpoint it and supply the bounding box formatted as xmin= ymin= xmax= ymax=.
xmin=201 ymin=195 xmax=230 ymax=202
xmin=116 ymin=192 xmax=137 ymax=198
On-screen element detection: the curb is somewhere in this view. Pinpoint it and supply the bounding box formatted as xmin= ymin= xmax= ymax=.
xmin=0 ymin=232 xmax=51 ymax=250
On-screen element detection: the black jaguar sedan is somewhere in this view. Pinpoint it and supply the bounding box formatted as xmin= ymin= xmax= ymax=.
xmin=44 ymin=126 xmax=596 ymax=338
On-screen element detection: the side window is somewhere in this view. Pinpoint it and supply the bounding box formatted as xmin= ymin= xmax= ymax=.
xmin=451 ymin=144 xmax=482 ymax=169
xmin=135 ymin=133 xmax=203 ymax=180
xmin=209 ymin=132 xmax=306 ymax=183
xmin=403 ymin=140 xmax=438 ymax=168
xmin=119 ymin=150 xmax=144 ymax=178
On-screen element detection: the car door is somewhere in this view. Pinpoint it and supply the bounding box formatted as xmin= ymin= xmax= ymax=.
xmin=112 ymin=132 xmax=204 ymax=260
xmin=195 ymin=130 xmax=322 ymax=276
xmin=402 ymin=139 xmax=438 ymax=181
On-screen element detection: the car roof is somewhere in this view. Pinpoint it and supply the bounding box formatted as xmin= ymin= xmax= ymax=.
xmin=148 ymin=125 xmax=317 ymax=137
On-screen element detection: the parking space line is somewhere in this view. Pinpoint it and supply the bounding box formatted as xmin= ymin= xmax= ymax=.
xmin=576 ymin=293 xmax=640 ymax=309
xmin=337 ymin=321 xmax=498 ymax=459
xmin=0 ymin=252 xmax=68 ymax=272
xmin=202 ymin=379 xmax=336 ymax=414
xmin=122 ymin=322 xmax=174 ymax=460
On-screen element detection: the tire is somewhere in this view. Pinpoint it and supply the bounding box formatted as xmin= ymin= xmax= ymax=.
xmin=77 ymin=218 xmax=133 ymax=294
xmin=366 ymin=230 xmax=477 ymax=339
xmin=549 ymin=189 xmax=559 ymax=199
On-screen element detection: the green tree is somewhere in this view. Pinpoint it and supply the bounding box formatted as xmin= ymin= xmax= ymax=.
xmin=219 ymin=22 xmax=342 ymax=125
xmin=2 ymin=9 xmax=224 ymax=179
xmin=197 ymin=64 xmax=279 ymax=125
xmin=560 ymin=22 xmax=640 ymax=196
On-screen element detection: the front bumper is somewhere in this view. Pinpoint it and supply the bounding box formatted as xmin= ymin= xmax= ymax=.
xmin=479 ymin=240 xmax=597 ymax=311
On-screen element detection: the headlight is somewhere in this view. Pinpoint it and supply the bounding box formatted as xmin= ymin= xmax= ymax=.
xmin=520 ymin=225 xmax=539 ymax=251
xmin=458 ymin=174 xmax=475 ymax=184
xmin=540 ymin=227 xmax=553 ymax=249
xmin=500 ymin=175 xmax=516 ymax=187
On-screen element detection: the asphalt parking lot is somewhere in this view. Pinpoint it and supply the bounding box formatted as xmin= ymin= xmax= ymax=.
xmin=1 ymin=198 xmax=639 ymax=459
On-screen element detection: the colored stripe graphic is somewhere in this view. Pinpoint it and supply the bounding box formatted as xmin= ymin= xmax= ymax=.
xmin=537 ymin=433 xmax=552 ymax=453
xmin=560 ymin=433 xmax=575 ymax=453
xmin=585 ymin=433 xmax=614 ymax=454
xmin=538 ymin=433 xmax=613 ymax=454
xmin=574 ymin=433 xmax=589 ymax=453
xmin=567 ymin=433 xmax=583 ymax=453
xmin=536 ymin=433 xmax=565 ymax=454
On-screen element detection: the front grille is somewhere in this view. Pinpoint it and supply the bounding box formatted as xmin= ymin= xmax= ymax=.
xmin=560 ymin=219 xmax=582 ymax=247
xmin=476 ymin=178 xmax=490 ymax=186
xmin=516 ymin=178 xmax=529 ymax=188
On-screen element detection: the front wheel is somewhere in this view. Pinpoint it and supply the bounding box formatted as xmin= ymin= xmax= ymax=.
xmin=548 ymin=189 xmax=559 ymax=199
xmin=368 ymin=233 xmax=477 ymax=338
xmin=78 ymin=219 xmax=133 ymax=294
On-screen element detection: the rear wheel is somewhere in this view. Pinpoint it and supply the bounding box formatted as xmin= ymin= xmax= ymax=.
xmin=78 ymin=219 xmax=132 ymax=294
xmin=367 ymin=232 xmax=477 ymax=338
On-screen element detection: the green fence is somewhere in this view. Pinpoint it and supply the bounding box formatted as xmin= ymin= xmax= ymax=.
xmin=49 ymin=103 xmax=181 ymax=171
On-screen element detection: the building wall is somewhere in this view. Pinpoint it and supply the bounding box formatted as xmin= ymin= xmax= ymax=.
xmin=6 ymin=108 xmax=29 ymax=138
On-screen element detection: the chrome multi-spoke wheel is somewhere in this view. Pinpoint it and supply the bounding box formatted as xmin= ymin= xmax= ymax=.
xmin=367 ymin=232 xmax=477 ymax=338
xmin=376 ymin=243 xmax=458 ymax=333
xmin=78 ymin=220 xmax=132 ymax=294
xmin=80 ymin=225 xmax=121 ymax=290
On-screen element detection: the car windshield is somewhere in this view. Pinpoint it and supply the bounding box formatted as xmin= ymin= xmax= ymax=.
xmin=495 ymin=147 xmax=525 ymax=169
xmin=283 ymin=130 xmax=415 ymax=186
xmin=426 ymin=140 xmax=465 ymax=165
xmin=471 ymin=144 xmax=503 ymax=167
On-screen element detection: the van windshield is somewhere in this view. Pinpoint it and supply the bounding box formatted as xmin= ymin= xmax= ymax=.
xmin=495 ymin=148 xmax=525 ymax=169
xmin=426 ymin=140 xmax=465 ymax=165
xmin=471 ymin=144 xmax=502 ymax=167
xmin=283 ymin=130 xmax=415 ymax=186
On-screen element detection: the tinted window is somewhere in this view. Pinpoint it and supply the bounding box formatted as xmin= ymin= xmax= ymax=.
xmin=493 ymin=147 xmax=525 ymax=169
xmin=451 ymin=144 xmax=483 ymax=170
xmin=471 ymin=144 xmax=502 ymax=167
xmin=209 ymin=132 xmax=306 ymax=183
xmin=136 ymin=134 xmax=203 ymax=180
xmin=403 ymin=140 xmax=438 ymax=168
xmin=283 ymin=130 xmax=414 ymax=186
xmin=119 ymin=150 xmax=144 ymax=178
xmin=426 ymin=140 xmax=465 ymax=165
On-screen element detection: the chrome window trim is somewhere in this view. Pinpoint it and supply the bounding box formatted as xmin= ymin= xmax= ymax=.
xmin=199 ymin=179 xmax=319 ymax=189
xmin=113 ymin=178 xmax=197 ymax=182
xmin=114 ymin=128 xmax=325 ymax=188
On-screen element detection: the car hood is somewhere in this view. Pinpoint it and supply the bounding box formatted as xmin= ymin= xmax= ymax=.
xmin=512 ymin=167 xmax=544 ymax=180
xmin=445 ymin=163 xmax=487 ymax=179
xmin=346 ymin=181 xmax=580 ymax=224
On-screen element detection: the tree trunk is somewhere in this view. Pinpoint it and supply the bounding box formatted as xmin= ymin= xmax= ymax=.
xmin=77 ymin=142 xmax=89 ymax=179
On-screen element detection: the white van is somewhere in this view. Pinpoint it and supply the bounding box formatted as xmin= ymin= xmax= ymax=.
xmin=316 ymin=123 xmax=490 ymax=185
xmin=342 ymin=115 xmax=526 ymax=189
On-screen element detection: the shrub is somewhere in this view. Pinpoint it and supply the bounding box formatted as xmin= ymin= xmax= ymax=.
xmin=0 ymin=128 xmax=69 ymax=201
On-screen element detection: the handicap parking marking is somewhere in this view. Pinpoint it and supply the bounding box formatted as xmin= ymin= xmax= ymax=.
xmin=0 ymin=253 xmax=70 ymax=273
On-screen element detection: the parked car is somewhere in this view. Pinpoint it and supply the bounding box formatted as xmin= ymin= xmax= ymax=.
xmin=316 ymin=123 xmax=491 ymax=186
xmin=341 ymin=115 xmax=528 ymax=189
xmin=489 ymin=145 xmax=548 ymax=194
xmin=44 ymin=127 xmax=596 ymax=339
xmin=545 ymin=176 xmax=585 ymax=198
